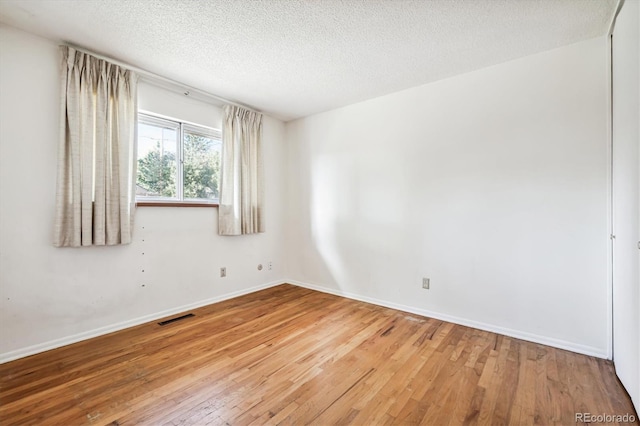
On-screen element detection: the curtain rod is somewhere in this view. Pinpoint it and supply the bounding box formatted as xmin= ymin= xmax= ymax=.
xmin=65 ymin=43 xmax=262 ymax=115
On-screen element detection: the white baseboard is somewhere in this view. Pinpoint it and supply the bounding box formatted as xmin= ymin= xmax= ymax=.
xmin=1 ymin=279 xmax=608 ymax=363
xmin=0 ymin=280 xmax=285 ymax=364
xmin=287 ymin=279 xmax=609 ymax=359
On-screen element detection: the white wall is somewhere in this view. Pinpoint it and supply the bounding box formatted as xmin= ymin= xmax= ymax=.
xmin=285 ymin=36 xmax=611 ymax=357
xmin=0 ymin=20 xmax=619 ymax=370
xmin=0 ymin=24 xmax=287 ymax=362
xmin=612 ymin=0 xmax=640 ymax=412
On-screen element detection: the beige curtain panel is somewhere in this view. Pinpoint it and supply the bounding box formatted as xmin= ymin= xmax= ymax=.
xmin=218 ymin=105 xmax=264 ymax=235
xmin=53 ymin=46 xmax=138 ymax=247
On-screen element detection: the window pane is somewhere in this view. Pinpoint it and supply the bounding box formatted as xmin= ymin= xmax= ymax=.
xmin=183 ymin=132 xmax=221 ymax=201
xmin=136 ymin=122 xmax=178 ymax=199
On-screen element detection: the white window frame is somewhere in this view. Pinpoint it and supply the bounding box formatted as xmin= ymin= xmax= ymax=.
xmin=136 ymin=112 xmax=222 ymax=205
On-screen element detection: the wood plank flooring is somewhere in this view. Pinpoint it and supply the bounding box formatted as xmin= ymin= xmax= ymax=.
xmin=0 ymin=284 xmax=637 ymax=425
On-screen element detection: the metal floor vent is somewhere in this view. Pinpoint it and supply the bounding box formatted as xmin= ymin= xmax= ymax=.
xmin=158 ymin=313 xmax=195 ymax=326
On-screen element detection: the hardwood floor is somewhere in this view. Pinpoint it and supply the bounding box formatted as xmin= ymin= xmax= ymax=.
xmin=0 ymin=284 xmax=637 ymax=425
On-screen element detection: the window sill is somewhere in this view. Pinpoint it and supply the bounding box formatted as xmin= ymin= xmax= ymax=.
xmin=136 ymin=202 xmax=219 ymax=208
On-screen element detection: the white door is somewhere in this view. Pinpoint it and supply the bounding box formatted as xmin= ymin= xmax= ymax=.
xmin=611 ymin=0 xmax=639 ymax=409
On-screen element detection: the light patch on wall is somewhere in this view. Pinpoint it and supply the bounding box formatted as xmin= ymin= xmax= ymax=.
xmin=310 ymin=154 xmax=354 ymax=289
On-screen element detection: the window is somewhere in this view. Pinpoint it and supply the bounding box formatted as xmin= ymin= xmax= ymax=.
xmin=136 ymin=113 xmax=221 ymax=205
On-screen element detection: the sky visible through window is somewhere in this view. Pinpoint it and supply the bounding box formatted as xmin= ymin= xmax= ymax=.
xmin=137 ymin=123 xmax=177 ymax=159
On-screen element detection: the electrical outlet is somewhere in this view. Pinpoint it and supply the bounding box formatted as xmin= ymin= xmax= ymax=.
xmin=422 ymin=277 xmax=430 ymax=289
xmin=268 ymin=261 xmax=272 ymax=271
xmin=220 ymin=267 xmax=226 ymax=278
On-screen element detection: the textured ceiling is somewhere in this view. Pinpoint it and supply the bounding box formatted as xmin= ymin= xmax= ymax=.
xmin=0 ymin=0 xmax=617 ymax=121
